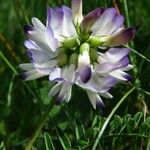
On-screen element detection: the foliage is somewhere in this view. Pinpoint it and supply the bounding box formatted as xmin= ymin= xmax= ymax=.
xmin=0 ymin=0 xmax=150 ymax=149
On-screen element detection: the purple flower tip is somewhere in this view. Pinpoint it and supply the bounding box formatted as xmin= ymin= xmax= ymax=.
xmin=27 ymin=50 xmax=34 ymax=62
xmin=56 ymin=96 xmax=64 ymax=105
xmin=19 ymin=73 xmax=27 ymax=80
xmin=126 ymin=27 xmax=136 ymax=40
xmin=96 ymin=100 xmax=105 ymax=109
xmin=124 ymin=74 xmax=132 ymax=81
xmin=24 ymin=25 xmax=34 ymax=34
xmin=80 ymin=66 xmax=91 ymax=83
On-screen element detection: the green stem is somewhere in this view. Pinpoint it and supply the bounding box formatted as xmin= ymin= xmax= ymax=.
xmin=103 ymin=133 xmax=150 ymax=139
xmin=123 ymin=0 xmax=130 ymax=27
xmin=92 ymin=86 xmax=136 ymax=150
xmin=147 ymin=137 xmax=150 ymax=150
xmin=0 ymin=50 xmax=37 ymax=99
xmin=124 ymin=45 xmax=150 ymax=63
xmin=25 ymin=100 xmax=55 ymax=150
xmin=123 ymin=0 xmax=141 ymax=86
xmin=0 ymin=50 xmax=18 ymax=75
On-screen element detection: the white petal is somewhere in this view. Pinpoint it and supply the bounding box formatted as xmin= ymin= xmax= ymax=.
xmin=57 ymin=83 xmax=72 ymax=103
xmin=71 ymin=0 xmax=83 ymax=24
xmin=48 ymin=82 xmax=62 ymax=97
xmin=21 ymin=70 xmax=45 ymax=81
xmin=122 ymin=64 xmax=133 ymax=71
xmin=86 ymin=90 xmax=104 ymax=109
xmin=109 ymin=70 xmax=131 ymax=81
xmin=19 ymin=63 xmax=34 ymax=70
xmin=92 ymin=8 xmax=117 ymax=35
xmin=32 ymin=17 xmax=46 ymax=31
xmin=62 ymin=64 xmax=76 ymax=83
xmin=24 ymin=40 xmax=37 ymax=49
xmin=99 ymin=92 xmax=113 ymax=99
xmin=78 ymin=51 xmax=91 ymax=83
xmin=49 ymin=68 xmax=61 ymax=81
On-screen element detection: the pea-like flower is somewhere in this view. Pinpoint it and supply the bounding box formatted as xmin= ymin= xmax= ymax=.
xmin=20 ymin=0 xmax=135 ymax=108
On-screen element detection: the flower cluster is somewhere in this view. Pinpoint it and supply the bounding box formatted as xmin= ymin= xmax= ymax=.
xmin=20 ymin=0 xmax=135 ymax=109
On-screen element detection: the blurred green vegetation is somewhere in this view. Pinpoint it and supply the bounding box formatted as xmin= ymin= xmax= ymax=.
xmin=0 ymin=0 xmax=150 ymax=149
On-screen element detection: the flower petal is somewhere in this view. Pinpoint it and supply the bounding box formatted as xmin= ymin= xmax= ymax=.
xmin=62 ymin=64 xmax=76 ymax=83
xmin=77 ymin=73 xmax=117 ymax=93
xmin=24 ymin=25 xmax=34 ymax=34
xmin=109 ymin=70 xmax=132 ymax=81
xmin=49 ymin=68 xmax=62 ymax=81
xmin=92 ymin=8 xmax=118 ymax=35
xmin=96 ymin=56 xmax=129 ymax=74
xmin=27 ymin=49 xmax=51 ymax=64
xmin=56 ymin=83 xmax=72 ymax=104
xmin=79 ymin=65 xmax=91 ymax=83
xmin=24 ymin=40 xmax=38 ymax=49
xmin=46 ymin=26 xmax=59 ymax=51
xmin=48 ymin=82 xmax=62 ymax=97
xmin=78 ymin=50 xmax=91 ymax=83
xmin=99 ymin=92 xmax=113 ymax=99
xmin=81 ymin=8 xmax=105 ymax=31
xmin=71 ymin=0 xmax=83 ymax=24
xmin=47 ymin=6 xmax=76 ymax=41
xmin=47 ymin=7 xmax=63 ymax=32
xmin=19 ymin=63 xmax=34 ymax=70
xmin=34 ymin=60 xmax=57 ymax=75
xmin=104 ymin=28 xmax=135 ymax=46
xmin=86 ymin=90 xmax=104 ymax=109
xmin=105 ymin=48 xmax=130 ymax=62
xmin=20 ymin=70 xmax=45 ymax=81
xmin=32 ymin=17 xmax=46 ymax=31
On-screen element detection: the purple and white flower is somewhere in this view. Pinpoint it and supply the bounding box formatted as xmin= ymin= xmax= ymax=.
xmin=20 ymin=0 xmax=135 ymax=109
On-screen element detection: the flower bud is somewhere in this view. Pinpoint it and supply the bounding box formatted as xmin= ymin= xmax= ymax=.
xmin=89 ymin=36 xmax=102 ymax=47
xmin=78 ymin=49 xmax=91 ymax=83
xmin=80 ymin=43 xmax=90 ymax=53
xmin=72 ymin=0 xmax=83 ymax=25
xmin=57 ymin=49 xmax=68 ymax=67
xmin=63 ymin=37 xmax=80 ymax=49
xmin=69 ymin=53 xmax=78 ymax=65
xmin=90 ymin=48 xmax=98 ymax=62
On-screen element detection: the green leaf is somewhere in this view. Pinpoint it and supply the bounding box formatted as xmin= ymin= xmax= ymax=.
xmin=109 ymin=115 xmax=122 ymax=132
xmin=40 ymin=87 xmax=51 ymax=105
xmin=75 ymin=121 xmax=85 ymax=141
xmin=44 ymin=132 xmax=55 ymax=150
xmin=126 ymin=118 xmax=135 ymax=132
xmin=139 ymin=122 xmax=150 ymax=135
xmin=0 ymin=142 xmax=6 ymax=150
xmin=56 ymin=128 xmax=71 ymax=149
xmin=31 ymin=146 xmax=37 ymax=150
xmin=145 ymin=117 xmax=150 ymax=124
xmin=134 ymin=112 xmax=143 ymax=128
xmin=92 ymin=115 xmax=101 ymax=128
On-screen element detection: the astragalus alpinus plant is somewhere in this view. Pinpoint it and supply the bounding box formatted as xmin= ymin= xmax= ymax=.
xmin=20 ymin=0 xmax=135 ymax=108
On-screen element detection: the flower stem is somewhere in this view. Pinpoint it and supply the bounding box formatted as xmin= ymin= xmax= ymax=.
xmin=25 ymin=100 xmax=55 ymax=150
xmin=0 ymin=50 xmax=18 ymax=75
xmin=92 ymin=86 xmax=136 ymax=150
xmin=0 ymin=50 xmax=37 ymax=99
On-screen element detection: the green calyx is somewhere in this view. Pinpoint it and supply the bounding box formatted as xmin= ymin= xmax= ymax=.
xmin=79 ymin=43 xmax=90 ymax=53
xmin=63 ymin=37 xmax=80 ymax=49
xmin=58 ymin=29 xmax=106 ymax=68
xmin=69 ymin=53 xmax=78 ymax=66
xmin=90 ymin=48 xmax=98 ymax=62
xmin=89 ymin=36 xmax=102 ymax=47
xmin=57 ymin=48 xmax=68 ymax=67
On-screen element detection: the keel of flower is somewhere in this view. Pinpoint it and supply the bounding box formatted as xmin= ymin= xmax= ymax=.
xmin=78 ymin=44 xmax=91 ymax=83
xmin=20 ymin=0 xmax=135 ymax=109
